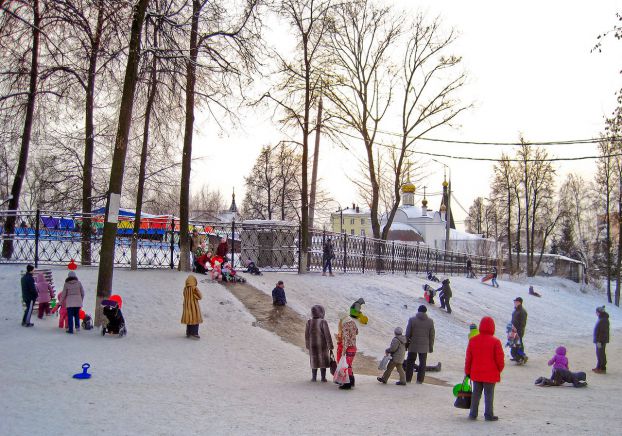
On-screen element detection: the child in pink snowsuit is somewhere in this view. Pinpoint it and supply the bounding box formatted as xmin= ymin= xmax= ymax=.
xmin=51 ymin=290 xmax=68 ymax=329
xmin=35 ymin=272 xmax=55 ymax=318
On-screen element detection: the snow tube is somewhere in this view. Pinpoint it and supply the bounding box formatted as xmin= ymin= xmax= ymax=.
xmin=481 ymin=274 xmax=493 ymax=283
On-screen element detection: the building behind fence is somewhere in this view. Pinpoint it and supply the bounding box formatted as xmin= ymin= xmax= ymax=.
xmin=0 ymin=210 xmax=499 ymax=276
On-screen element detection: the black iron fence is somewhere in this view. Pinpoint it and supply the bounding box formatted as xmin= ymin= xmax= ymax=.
xmin=0 ymin=210 xmax=498 ymax=275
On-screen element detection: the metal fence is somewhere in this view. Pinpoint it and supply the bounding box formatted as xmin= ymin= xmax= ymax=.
xmin=0 ymin=210 xmax=498 ymax=275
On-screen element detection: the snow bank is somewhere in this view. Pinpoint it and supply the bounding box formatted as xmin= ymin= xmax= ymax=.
xmin=1 ymin=265 xmax=620 ymax=435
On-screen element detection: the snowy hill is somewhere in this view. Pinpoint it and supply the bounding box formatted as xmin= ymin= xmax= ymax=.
xmin=1 ymin=264 xmax=620 ymax=435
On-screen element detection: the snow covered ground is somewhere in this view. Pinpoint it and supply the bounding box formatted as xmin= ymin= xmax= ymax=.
xmin=1 ymin=264 xmax=620 ymax=435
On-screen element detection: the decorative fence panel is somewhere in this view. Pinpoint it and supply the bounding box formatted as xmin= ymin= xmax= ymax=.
xmin=0 ymin=210 xmax=498 ymax=275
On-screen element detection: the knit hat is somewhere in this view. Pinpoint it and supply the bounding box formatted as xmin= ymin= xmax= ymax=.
xmin=469 ymin=323 xmax=477 ymax=330
xmin=394 ymin=327 xmax=403 ymax=335
xmin=514 ymin=297 xmax=523 ymax=303
xmin=596 ymin=305 xmax=606 ymax=314
xmin=68 ymin=271 xmax=77 ymax=279
xmin=418 ymin=305 xmax=427 ymax=313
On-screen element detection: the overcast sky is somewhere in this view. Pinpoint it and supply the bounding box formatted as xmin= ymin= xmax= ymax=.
xmin=191 ymin=0 xmax=622 ymax=229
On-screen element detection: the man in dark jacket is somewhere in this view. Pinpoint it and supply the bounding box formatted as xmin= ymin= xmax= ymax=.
xmin=21 ymin=264 xmax=37 ymax=327
xmin=593 ymin=306 xmax=610 ymax=374
xmin=403 ymin=305 xmax=435 ymax=383
xmin=511 ymin=297 xmax=528 ymax=363
xmin=272 ymin=281 xmax=287 ymax=306
xmin=322 ymin=239 xmax=335 ymax=277
xmin=437 ymin=279 xmax=452 ymax=314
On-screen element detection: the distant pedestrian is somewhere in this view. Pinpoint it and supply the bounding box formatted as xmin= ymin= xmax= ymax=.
xmin=466 ymin=257 xmax=474 ymax=278
xmin=511 ymin=297 xmax=528 ymax=363
xmin=181 ymin=275 xmax=203 ymax=339
xmin=322 ymin=239 xmax=335 ymax=277
xmin=20 ymin=264 xmax=37 ymax=327
xmin=528 ymin=285 xmax=541 ymax=297
xmin=272 ymin=281 xmax=287 ymax=306
xmin=305 ymin=305 xmax=333 ymax=382
xmin=465 ymin=316 xmax=505 ymax=422
xmin=377 ymin=326 xmax=407 ymax=386
xmin=491 ymin=266 xmax=499 ymax=288
xmin=593 ymin=306 xmax=610 ymax=374
xmin=60 ymin=271 xmax=85 ymax=334
xmin=404 ymin=305 xmax=435 ymax=383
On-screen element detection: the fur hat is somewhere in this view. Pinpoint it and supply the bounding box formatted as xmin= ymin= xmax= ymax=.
xmin=394 ymin=327 xmax=403 ymax=335
xmin=418 ymin=305 xmax=427 ymax=313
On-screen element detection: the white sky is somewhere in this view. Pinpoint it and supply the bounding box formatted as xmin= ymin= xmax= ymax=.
xmin=191 ymin=0 xmax=622 ymax=230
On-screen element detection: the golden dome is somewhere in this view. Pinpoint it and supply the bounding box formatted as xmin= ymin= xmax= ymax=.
xmin=422 ymin=198 xmax=428 ymax=207
xmin=442 ymin=180 xmax=448 ymax=188
xmin=402 ymin=182 xmax=416 ymax=194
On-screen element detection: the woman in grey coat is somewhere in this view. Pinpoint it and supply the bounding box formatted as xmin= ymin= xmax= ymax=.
xmin=305 ymin=305 xmax=334 ymax=381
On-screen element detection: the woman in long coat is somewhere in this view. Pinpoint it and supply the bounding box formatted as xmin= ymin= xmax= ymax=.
xmin=181 ymin=275 xmax=203 ymax=339
xmin=305 ymin=305 xmax=334 ymax=382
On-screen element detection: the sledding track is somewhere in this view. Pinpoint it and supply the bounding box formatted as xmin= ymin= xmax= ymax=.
xmin=218 ymin=279 xmax=450 ymax=386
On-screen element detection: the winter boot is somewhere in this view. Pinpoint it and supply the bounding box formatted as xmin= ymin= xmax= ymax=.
xmin=377 ymin=377 xmax=386 ymax=384
xmin=311 ymin=369 xmax=318 ymax=382
xmin=350 ymin=375 xmax=355 ymax=388
xmin=320 ymin=368 xmax=327 ymax=382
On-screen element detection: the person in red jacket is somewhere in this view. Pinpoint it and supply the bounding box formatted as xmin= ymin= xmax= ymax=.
xmin=464 ymin=316 xmax=505 ymax=422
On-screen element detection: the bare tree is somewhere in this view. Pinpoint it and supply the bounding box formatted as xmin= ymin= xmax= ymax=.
xmin=491 ymin=154 xmax=519 ymax=274
xmin=382 ymin=13 xmax=468 ymax=240
xmin=96 ymin=0 xmax=151 ymax=326
xmin=178 ymin=0 xmax=262 ymax=271
xmin=326 ymin=0 xmax=400 ymax=239
xmin=596 ymin=137 xmax=616 ymax=302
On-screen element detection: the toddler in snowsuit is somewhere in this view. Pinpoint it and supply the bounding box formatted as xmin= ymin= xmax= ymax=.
xmin=468 ymin=323 xmax=479 ymax=340
xmin=506 ymin=323 xmax=526 ymax=363
xmin=244 ymin=258 xmax=261 ymax=275
xmin=51 ymin=290 xmax=68 ymax=329
xmin=423 ymin=284 xmax=436 ymax=305
xmin=35 ymin=272 xmax=55 ymax=318
xmin=377 ymin=327 xmax=407 ymax=385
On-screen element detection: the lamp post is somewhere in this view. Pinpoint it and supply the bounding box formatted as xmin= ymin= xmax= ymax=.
xmin=432 ymin=159 xmax=451 ymax=251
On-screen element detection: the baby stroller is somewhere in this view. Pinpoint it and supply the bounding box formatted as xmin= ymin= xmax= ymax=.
xmin=101 ymin=299 xmax=127 ymax=337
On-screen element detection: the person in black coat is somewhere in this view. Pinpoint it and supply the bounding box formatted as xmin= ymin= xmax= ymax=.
xmin=322 ymin=239 xmax=335 ymax=277
xmin=272 ymin=281 xmax=287 ymax=306
xmin=511 ymin=297 xmax=528 ymax=362
xmin=436 ymin=279 xmax=452 ymax=314
xmin=593 ymin=306 xmax=610 ymax=374
xmin=20 ymin=264 xmax=37 ymax=327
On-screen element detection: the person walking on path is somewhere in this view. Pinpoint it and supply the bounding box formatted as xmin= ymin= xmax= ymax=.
xmin=437 ymin=279 xmax=452 ymax=314
xmin=21 ymin=264 xmax=37 ymax=327
xmin=181 ymin=275 xmax=203 ymax=339
xmin=404 ymin=305 xmax=435 ymax=383
xmin=378 ymin=327 xmax=407 ymax=385
xmin=511 ymin=297 xmax=528 ymax=363
xmin=593 ymin=306 xmax=610 ymax=374
xmin=466 ymin=257 xmax=474 ymax=278
xmin=336 ymin=313 xmax=358 ymax=390
xmin=322 ymin=239 xmax=335 ymax=276
xmin=305 ymin=305 xmax=334 ymax=382
xmin=60 ymin=271 xmax=85 ymax=334
xmin=465 ymin=316 xmax=505 ymax=422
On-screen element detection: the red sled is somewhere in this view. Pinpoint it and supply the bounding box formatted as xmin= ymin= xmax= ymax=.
xmin=481 ymin=274 xmax=493 ymax=283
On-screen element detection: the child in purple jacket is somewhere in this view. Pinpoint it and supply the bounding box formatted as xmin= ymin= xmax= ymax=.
xmin=548 ymin=346 xmax=569 ymax=377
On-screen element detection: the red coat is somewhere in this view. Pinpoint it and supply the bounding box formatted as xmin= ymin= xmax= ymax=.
xmin=465 ymin=316 xmax=505 ymax=383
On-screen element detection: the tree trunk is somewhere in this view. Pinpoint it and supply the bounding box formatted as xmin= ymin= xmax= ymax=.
xmin=178 ymin=0 xmax=200 ymax=272
xmin=2 ymin=0 xmax=40 ymax=260
xmin=506 ymin=190 xmax=513 ymax=274
xmin=131 ymin=17 xmax=159 ymax=270
xmin=95 ymin=0 xmax=150 ymax=326
xmin=616 ymin=176 xmax=622 ymax=306
xmin=81 ymin=0 xmax=104 ymax=266
xmin=606 ymin=182 xmax=612 ymax=303
xmin=524 ymin=160 xmax=531 ymax=276
xmin=299 ymin=37 xmax=311 ymax=273
xmin=308 ymin=95 xmax=322 ymax=231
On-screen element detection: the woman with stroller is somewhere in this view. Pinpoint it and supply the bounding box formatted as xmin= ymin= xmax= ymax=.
xmin=60 ymin=271 xmax=85 ymax=334
xmin=181 ymin=275 xmax=203 ymax=339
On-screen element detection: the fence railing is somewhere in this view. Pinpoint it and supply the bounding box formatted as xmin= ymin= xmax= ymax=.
xmin=0 ymin=210 xmax=498 ymax=275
